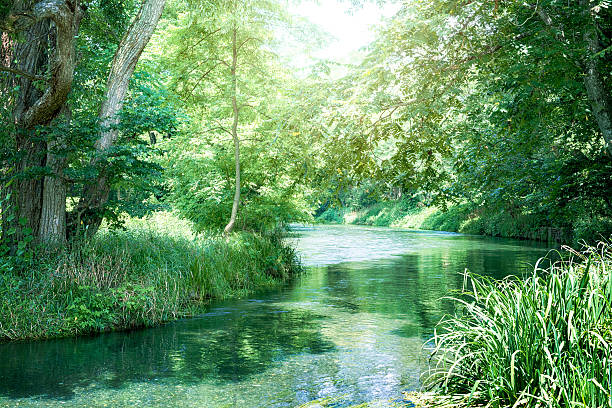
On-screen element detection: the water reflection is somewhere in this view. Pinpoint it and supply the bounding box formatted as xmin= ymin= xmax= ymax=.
xmin=0 ymin=225 xmax=550 ymax=407
xmin=0 ymin=306 xmax=334 ymax=399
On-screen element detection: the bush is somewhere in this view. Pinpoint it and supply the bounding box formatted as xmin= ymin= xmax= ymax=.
xmin=316 ymin=207 xmax=345 ymax=224
xmin=573 ymin=217 xmax=612 ymax=246
xmin=420 ymin=204 xmax=474 ymax=232
xmin=426 ymin=242 xmax=612 ymax=408
xmin=168 ymin=145 xmax=312 ymax=232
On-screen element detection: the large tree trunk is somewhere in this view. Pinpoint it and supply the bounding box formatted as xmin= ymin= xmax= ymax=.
xmin=39 ymin=108 xmax=71 ymax=242
xmin=581 ymin=5 xmax=612 ymax=156
xmin=224 ymin=26 xmax=240 ymax=235
xmin=39 ymin=142 xmax=67 ymax=242
xmin=3 ymin=17 xmax=50 ymax=245
xmin=76 ymin=0 xmax=166 ymax=237
xmin=2 ymin=0 xmax=83 ymax=245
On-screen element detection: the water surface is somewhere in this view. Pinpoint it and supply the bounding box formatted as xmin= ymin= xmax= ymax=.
xmin=0 ymin=225 xmax=550 ymax=407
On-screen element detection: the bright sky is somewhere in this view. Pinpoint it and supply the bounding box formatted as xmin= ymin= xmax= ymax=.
xmin=284 ymin=0 xmax=401 ymax=68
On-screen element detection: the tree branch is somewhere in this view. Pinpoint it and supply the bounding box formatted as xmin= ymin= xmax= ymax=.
xmin=0 ymin=64 xmax=45 ymax=81
xmin=0 ymin=12 xmax=36 ymax=32
xmin=236 ymin=37 xmax=258 ymax=53
xmin=22 ymin=0 xmax=84 ymax=127
xmin=190 ymin=27 xmax=221 ymax=50
xmin=32 ymin=0 xmax=67 ymax=22
xmin=445 ymin=31 xmax=532 ymax=71
xmin=186 ymin=62 xmax=221 ymax=99
xmin=215 ymin=58 xmax=231 ymax=68
xmin=214 ymin=120 xmax=234 ymax=138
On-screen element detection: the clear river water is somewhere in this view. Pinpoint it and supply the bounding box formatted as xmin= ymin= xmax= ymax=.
xmin=0 ymin=224 xmax=551 ymax=407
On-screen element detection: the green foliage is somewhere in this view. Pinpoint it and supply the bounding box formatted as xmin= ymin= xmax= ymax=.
xmin=0 ymin=0 xmax=10 ymax=22
xmin=0 ymin=213 xmax=301 ymax=341
xmin=0 ymin=179 xmax=33 ymax=267
xmin=426 ymin=242 xmax=612 ymax=407
xmin=316 ymin=194 xmax=600 ymax=243
xmin=62 ymin=70 xmax=180 ymax=231
xmin=310 ymin=0 xmax=612 ymax=243
xmin=419 ymin=204 xmax=474 ymax=234
xmin=573 ymin=218 xmax=612 ymax=246
xmin=167 ymin=141 xmax=312 ymax=231
xmin=155 ymin=0 xmax=317 ymax=232
xmin=316 ymin=207 xmax=346 ymax=224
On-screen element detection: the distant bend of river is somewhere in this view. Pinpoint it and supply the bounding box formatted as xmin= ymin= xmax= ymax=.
xmin=0 ymin=224 xmax=551 ymax=407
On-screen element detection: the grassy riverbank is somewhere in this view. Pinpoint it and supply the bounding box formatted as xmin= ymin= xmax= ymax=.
xmin=0 ymin=213 xmax=301 ymax=342
xmin=317 ymin=200 xmax=612 ymax=244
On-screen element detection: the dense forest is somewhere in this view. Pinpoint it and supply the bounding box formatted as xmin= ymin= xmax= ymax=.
xmin=0 ymin=0 xmax=611 ymax=407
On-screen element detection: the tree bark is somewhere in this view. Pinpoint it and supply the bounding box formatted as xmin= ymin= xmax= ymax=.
xmin=38 ymin=142 xmax=68 ymax=242
xmin=76 ymin=0 xmax=166 ymax=237
xmin=39 ymin=108 xmax=71 ymax=242
xmin=2 ymin=0 xmax=83 ymax=245
xmin=224 ymin=26 xmax=240 ymax=235
xmin=36 ymin=1 xmax=82 ymax=243
xmin=2 ymin=16 xmax=50 ymax=245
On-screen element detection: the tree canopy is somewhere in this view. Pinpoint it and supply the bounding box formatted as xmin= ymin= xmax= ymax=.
xmin=1 ymin=0 xmax=611 ymax=245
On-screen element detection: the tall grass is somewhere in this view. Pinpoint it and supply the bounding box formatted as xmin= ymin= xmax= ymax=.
xmin=426 ymin=242 xmax=612 ymax=407
xmin=0 ymin=214 xmax=301 ymax=342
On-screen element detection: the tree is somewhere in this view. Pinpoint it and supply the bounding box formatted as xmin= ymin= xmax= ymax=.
xmin=1 ymin=0 xmax=84 ymax=244
xmin=76 ymin=0 xmax=166 ymax=236
xmin=308 ymin=0 xmax=611 ymax=237
xmin=160 ymin=0 xmax=312 ymax=233
xmin=224 ymin=21 xmax=240 ymax=234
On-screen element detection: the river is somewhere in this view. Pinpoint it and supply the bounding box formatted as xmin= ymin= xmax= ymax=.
xmin=0 ymin=224 xmax=550 ymax=407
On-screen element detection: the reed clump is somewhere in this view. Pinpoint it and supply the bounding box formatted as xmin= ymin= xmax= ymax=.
xmin=426 ymin=242 xmax=612 ymax=408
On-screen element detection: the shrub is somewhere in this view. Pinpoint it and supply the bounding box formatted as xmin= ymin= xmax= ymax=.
xmin=316 ymin=207 xmax=345 ymax=224
xmin=573 ymin=217 xmax=612 ymax=246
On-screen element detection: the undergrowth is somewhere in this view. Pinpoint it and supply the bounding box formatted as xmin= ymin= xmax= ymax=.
xmin=0 ymin=213 xmax=301 ymax=342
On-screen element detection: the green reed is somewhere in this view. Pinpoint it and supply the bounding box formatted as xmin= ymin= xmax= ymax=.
xmin=426 ymin=242 xmax=612 ymax=408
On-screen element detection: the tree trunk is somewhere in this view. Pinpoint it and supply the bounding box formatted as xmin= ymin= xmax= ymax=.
xmin=2 ymin=16 xmax=50 ymax=245
xmin=39 ymin=144 xmax=67 ymax=242
xmin=76 ymin=0 xmax=166 ymax=237
xmin=224 ymin=26 xmax=240 ymax=235
xmin=2 ymin=0 xmax=83 ymax=245
xmin=581 ymin=6 xmax=612 ymax=156
xmin=39 ymin=108 xmax=71 ymax=242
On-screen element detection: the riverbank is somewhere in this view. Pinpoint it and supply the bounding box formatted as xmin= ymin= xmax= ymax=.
xmin=316 ymin=200 xmax=612 ymax=244
xmin=0 ymin=213 xmax=301 ymax=342
xmin=425 ymin=241 xmax=612 ymax=407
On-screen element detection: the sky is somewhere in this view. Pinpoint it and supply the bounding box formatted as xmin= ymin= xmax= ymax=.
xmin=283 ymin=0 xmax=401 ymax=68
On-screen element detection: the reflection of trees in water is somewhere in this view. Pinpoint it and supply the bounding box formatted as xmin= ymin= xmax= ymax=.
xmin=0 ymin=307 xmax=334 ymax=399
xmin=311 ymin=245 xmax=546 ymax=339
xmin=321 ymin=264 xmax=363 ymax=313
